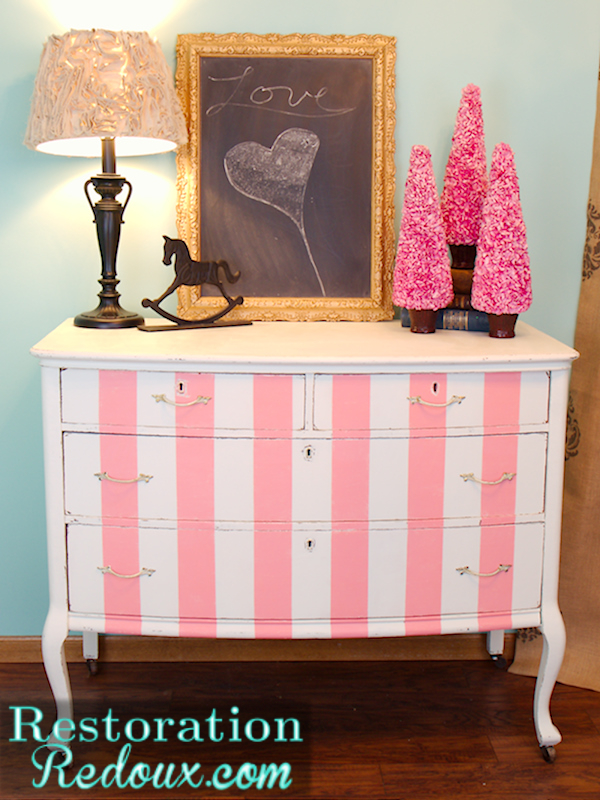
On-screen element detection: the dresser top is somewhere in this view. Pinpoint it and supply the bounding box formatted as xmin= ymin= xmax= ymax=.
xmin=30 ymin=319 xmax=578 ymax=373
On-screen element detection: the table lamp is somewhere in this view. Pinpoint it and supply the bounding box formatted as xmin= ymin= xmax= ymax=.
xmin=24 ymin=29 xmax=188 ymax=328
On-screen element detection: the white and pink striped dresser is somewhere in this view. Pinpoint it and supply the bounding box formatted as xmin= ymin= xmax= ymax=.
xmin=31 ymin=319 xmax=577 ymax=758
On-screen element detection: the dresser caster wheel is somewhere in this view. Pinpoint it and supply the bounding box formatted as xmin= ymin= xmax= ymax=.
xmin=491 ymin=654 xmax=507 ymax=669
xmin=86 ymin=659 xmax=99 ymax=676
xmin=541 ymin=745 xmax=556 ymax=763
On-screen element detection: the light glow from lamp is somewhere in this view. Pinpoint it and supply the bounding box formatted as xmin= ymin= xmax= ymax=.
xmin=24 ymin=29 xmax=187 ymax=156
xmin=36 ymin=136 xmax=178 ymax=158
xmin=44 ymin=0 xmax=184 ymax=33
xmin=24 ymin=28 xmax=187 ymax=328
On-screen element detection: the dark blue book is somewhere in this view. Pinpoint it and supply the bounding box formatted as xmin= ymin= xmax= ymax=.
xmin=400 ymin=307 xmax=489 ymax=332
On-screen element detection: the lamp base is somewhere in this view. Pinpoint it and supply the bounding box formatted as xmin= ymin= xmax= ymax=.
xmin=74 ymin=304 xmax=143 ymax=329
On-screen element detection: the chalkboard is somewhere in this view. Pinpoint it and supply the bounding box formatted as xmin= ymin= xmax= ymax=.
xmin=176 ymin=33 xmax=396 ymax=321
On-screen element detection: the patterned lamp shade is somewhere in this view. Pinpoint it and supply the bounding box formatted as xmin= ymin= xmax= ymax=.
xmin=24 ymin=29 xmax=187 ymax=157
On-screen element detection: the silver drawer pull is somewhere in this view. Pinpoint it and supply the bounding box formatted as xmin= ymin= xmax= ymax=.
xmin=94 ymin=472 xmax=153 ymax=484
xmin=152 ymin=393 xmax=211 ymax=407
xmin=456 ymin=564 xmax=512 ymax=578
xmin=460 ymin=471 xmax=516 ymax=485
xmin=408 ymin=394 xmax=465 ymax=407
xmin=98 ymin=565 xmax=155 ymax=579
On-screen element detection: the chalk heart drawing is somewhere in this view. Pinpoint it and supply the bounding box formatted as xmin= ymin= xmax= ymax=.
xmin=224 ymin=128 xmax=325 ymax=295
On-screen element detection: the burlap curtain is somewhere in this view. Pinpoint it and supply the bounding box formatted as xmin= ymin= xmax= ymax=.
xmin=510 ymin=70 xmax=600 ymax=692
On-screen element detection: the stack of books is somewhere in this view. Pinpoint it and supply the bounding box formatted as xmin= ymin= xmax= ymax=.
xmin=399 ymin=307 xmax=489 ymax=332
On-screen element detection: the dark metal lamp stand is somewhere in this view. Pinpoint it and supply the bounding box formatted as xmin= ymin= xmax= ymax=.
xmin=74 ymin=138 xmax=143 ymax=328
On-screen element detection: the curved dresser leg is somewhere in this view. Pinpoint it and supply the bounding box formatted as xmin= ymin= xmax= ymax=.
xmin=41 ymin=608 xmax=73 ymax=748
xmin=534 ymin=607 xmax=566 ymax=755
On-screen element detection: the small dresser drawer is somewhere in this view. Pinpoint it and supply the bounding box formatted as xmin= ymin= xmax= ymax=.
xmin=61 ymin=369 xmax=305 ymax=432
xmin=313 ymin=371 xmax=549 ymax=431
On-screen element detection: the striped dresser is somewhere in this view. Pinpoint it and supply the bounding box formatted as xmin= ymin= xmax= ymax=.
xmin=31 ymin=319 xmax=577 ymax=757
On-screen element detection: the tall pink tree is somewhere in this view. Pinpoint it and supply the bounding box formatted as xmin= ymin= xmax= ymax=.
xmin=440 ymin=84 xmax=488 ymax=246
xmin=393 ymin=145 xmax=453 ymax=313
xmin=471 ymin=143 xmax=532 ymax=318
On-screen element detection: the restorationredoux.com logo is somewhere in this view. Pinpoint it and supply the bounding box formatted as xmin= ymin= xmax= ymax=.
xmin=9 ymin=704 xmax=302 ymax=791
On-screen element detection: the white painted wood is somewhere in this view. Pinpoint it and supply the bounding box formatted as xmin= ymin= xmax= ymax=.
xmin=214 ymin=527 xmax=255 ymax=632
xmin=512 ymin=524 xmax=544 ymax=611
xmin=367 ymin=528 xmax=407 ymax=626
xmin=63 ymin=433 xmax=102 ymax=518
xmin=369 ymin=438 xmax=409 ymax=521
xmin=443 ymin=435 xmax=484 ymax=521
xmin=441 ymin=526 xmax=482 ymax=623
xmin=67 ymin=525 xmax=105 ymax=614
xmin=136 ymin=435 xmax=178 ymax=521
xmin=519 ymin=371 xmax=550 ymax=424
xmin=514 ymin=434 xmax=548 ymax=517
xmin=292 ymin=437 xmax=333 ymax=523
xmin=31 ymin=320 xmax=577 ymax=754
xmin=139 ymin=527 xmax=179 ymax=630
xmin=369 ymin=374 xmax=411 ymax=430
xmin=446 ymin=373 xmax=485 ymax=428
xmin=213 ymin=374 xmax=254 ymax=430
xmin=61 ymin=368 xmax=99 ymax=424
xmin=291 ymin=526 xmax=332 ymax=636
xmin=31 ymin=320 xmax=577 ymax=374
xmin=486 ymin=629 xmax=505 ymax=656
xmin=82 ymin=630 xmax=99 ymax=660
xmin=213 ymin=438 xmax=254 ymax=521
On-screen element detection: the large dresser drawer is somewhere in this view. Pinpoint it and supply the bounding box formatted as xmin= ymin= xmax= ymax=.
xmin=64 ymin=430 xmax=546 ymax=524
xmin=61 ymin=369 xmax=306 ymax=432
xmin=67 ymin=521 xmax=543 ymax=637
xmin=313 ymin=371 xmax=549 ymax=431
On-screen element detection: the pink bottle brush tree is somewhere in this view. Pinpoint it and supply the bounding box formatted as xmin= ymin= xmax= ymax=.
xmin=393 ymin=145 xmax=453 ymax=331
xmin=471 ymin=143 xmax=532 ymax=337
xmin=440 ymin=83 xmax=488 ymax=248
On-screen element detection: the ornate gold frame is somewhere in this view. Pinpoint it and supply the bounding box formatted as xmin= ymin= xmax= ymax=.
xmin=175 ymin=32 xmax=396 ymax=321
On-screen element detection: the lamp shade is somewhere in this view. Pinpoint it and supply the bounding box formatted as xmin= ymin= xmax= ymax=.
xmin=24 ymin=29 xmax=187 ymax=157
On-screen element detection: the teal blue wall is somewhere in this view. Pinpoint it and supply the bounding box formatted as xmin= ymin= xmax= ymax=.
xmin=1 ymin=0 xmax=599 ymax=635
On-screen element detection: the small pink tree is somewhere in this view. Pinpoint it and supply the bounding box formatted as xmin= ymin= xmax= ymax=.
xmin=471 ymin=143 xmax=532 ymax=316
xmin=440 ymin=84 xmax=488 ymax=246
xmin=393 ymin=145 xmax=453 ymax=312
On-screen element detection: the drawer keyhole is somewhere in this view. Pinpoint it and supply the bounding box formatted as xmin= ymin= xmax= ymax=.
xmin=432 ymin=382 xmax=439 ymax=394
xmin=305 ymin=538 xmax=316 ymax=552
xmin=177 ymin=381 xmax=187 ymax=395
xmin=303 ymin=445 xmax=315 ymax=461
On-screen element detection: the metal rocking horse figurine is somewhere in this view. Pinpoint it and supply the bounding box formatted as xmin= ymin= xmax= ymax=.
xmin=139 ymin=236 xmax=250 ymax=331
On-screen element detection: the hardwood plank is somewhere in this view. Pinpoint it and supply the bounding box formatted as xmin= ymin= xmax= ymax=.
xmin=1 ymin=661 xmax=598 ymax=799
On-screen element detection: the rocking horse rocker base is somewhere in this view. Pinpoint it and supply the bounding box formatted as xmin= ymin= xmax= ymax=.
xmin=138 ymin=296 xmax=249 ymax=331
xmin=138 ymin=236 xmax=251 ymax=332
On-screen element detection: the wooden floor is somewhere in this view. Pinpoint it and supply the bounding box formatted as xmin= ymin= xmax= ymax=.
xmin=1 ymin=659 xmax=600 ymax=798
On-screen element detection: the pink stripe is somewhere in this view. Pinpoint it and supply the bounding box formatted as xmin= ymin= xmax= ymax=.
xmin=176 ymin=374 xmax=216 ymax=634
xmin=99 ymin=370 xmax=137 ymax=433
xmin=405 ymin=375 xmax=447 ymax=635
xmin=102 ymin=526 xmax=142 ymax=631
xmin=480 ymin=435 xmax=518 ymax=521
xmin=253 ymin=376 xmax=293 ymax=637
xmin=99 ymin=372 xmax=141 ymax=632
xmin=405 ymin=525 xmax=444 ymax=635
xmin=478 ymin=373 xmax=521 ymax=627
xmin=484 ymin=372 xmax=521 ymax=428
xmin=478 ymin=525 xmax=514 ymax=630
xmin=331 ymin=376 xmax=370 ymax=637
